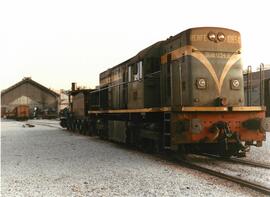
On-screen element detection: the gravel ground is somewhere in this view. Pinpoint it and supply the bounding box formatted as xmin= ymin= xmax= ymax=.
xmin=1 ymin=119 xmax=268 ymax=197
xmin=243 ymin=132 xmax=270 ymax=165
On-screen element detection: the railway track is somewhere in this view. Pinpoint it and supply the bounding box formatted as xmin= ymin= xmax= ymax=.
xmin=198 ymin=153 xmax=270 ymax=169
xmin=176 ymin=157 xmax=270 ymax=195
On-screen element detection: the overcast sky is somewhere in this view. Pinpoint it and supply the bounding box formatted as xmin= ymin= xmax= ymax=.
xmin=1 ymin=0 xmax=270 ymax=91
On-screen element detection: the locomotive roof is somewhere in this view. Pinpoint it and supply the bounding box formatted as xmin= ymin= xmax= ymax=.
xmin=164 ymin=26 xmax=240 ymax=44
xmin=100 ymin=41 xmax=164 ymax=75
xmin=128 ymin=41 xmax=164 ymax=64
xmin=100 ymin=27 xmax=240 ymax=76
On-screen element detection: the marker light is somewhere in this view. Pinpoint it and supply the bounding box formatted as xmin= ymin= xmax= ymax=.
xmin=231 ymin=79 xmax=240 ymax=89
xmin=196 ymin=78 xmax=207 ymax=89
xmin=217 ymin=32 xmax=225 ymax=41
xmin=208 ymin=32 xmax=216 ymax=41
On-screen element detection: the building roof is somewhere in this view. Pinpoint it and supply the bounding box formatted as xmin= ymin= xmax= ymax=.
xmin=1 ymin=77 xmax=60 ymax=98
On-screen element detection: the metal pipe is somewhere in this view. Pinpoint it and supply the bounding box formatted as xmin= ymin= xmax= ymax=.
xmin=247 ymin=66 xmax=252 ymax=106
xmin=260 ymin=63 xmax=265 ymax=106
xmin=179 ymin=63 xmax=183 ymax=106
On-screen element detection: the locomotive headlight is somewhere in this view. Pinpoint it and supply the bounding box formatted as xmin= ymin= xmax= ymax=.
xmin=208 ymin=32 xmax=216 ymax=41
xmin=217 ymin=32 xmax=225 ymax=42
xmin=196 ymin=78 xmax=207 ymax=89
xmin=231 ymin=79 xmax=240 ymax=89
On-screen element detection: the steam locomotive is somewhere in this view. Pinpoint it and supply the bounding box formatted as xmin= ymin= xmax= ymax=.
xmin=60 ymin=27 xmax=270 ymax=157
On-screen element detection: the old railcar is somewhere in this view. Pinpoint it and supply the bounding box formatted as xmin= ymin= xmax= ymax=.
xmin=16 ymin=105 xmax=29 ymax=120
xmin=60 ymin=83 xmax=95 ymax=135
xmin=4 ymin=105 xmax=29 ymax=120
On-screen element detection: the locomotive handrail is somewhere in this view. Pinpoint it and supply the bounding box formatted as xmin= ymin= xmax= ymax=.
xmin=90 ymin=77 xmax=144 ymax=94
xmin=231 ymin=106 xmax=265 ymax=111
xmin=88 ymin=106 xmax=266 ymax=114
xmin=260 ymin=63 xmax=265 ymax=106
xmin=88 ymin=107 xmax=171 ymax=114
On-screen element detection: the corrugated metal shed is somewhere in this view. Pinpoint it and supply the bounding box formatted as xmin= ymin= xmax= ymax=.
xmin=1 ymin=77 xmax=60 ymax=117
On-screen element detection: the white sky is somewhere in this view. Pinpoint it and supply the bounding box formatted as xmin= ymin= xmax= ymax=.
xmin=1 ymin=0 xmax=270 ymax=91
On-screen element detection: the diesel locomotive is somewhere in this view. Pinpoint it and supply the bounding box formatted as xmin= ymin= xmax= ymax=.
xmin=60 ymin=27 xmax=270 ymax=157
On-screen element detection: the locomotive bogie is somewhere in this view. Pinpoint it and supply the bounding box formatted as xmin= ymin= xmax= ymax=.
xmin=108 ymin=120 xmax=127 ymax=143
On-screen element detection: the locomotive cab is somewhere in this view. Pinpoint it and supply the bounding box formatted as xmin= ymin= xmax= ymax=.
xmin=163 ymin=27 xmax=244 ymax=108
xmin=161 ymin=27 xmax=268 ymax=156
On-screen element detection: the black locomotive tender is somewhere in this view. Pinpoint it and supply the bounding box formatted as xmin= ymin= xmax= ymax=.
xmin=60 ymin=27 xmax=269 ymax=157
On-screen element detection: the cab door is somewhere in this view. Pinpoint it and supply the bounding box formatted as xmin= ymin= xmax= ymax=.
xmin=161 ymin=54 xmax=171 ymax=106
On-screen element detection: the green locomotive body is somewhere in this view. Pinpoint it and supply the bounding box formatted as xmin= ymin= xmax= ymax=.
xmin=61 ymin=27 xmax=269 ymax=157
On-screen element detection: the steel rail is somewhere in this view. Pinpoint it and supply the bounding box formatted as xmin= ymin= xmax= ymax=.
xmin=177 ymin=158 xmax=270 ymax=195
xmin=199 ymin=153 xmax=270 ymax=169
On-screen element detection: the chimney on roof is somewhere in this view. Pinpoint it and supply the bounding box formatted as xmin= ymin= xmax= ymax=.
xmin=71 ymin=82 xmax=77 ymax=91
xmin=23 ymin=77 xmax=31 ymax=80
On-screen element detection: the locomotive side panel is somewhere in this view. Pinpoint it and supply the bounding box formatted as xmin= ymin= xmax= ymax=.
xmin=161 ymin=31 xmax=189 ymax=107
xmin=128 ymin=77 xmax=144 ymax=109
xmin=107 ymin=64 xmax=128 ymax=109
xmin=127 ymin=47 xmax=162 ymax=109
xmin=143 ymin=44 xmax=163 ymax=108
xmin=111 ymin=68 xmax=121 ymax=109
xmin=72 ymin=92 xmax=85 ymax=117
xmin=265 ymin=79 xmax=270 ymax=116
xmin=100 ymin=69 xmax=111 ymax=88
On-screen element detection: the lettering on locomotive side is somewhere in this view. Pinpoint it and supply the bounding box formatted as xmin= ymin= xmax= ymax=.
xmin=226 ymin=35 xmax=241 ymax=44
xmin=190 ymin=34 xmax=208 ymax=42
xmin=204 ymin=52 xmax=232 ymax=59
xmin=190 ymin=34 xmax=240 ymax=44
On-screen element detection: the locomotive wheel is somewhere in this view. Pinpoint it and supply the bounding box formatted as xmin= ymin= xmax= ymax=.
xmin=66 ymin=121 xmax=70 ymax=131
xmin=87 ymin=121 xmax=93 ymax=136
xmin=81 ymin=121 xmax=86 ymax=135
xmin=72 ymin=120 xmax=76 ymax=132
xmin=78 ymin=121 xmax=83 ymax=134
xmin=140 ymin=138 xmax=159 ymax=153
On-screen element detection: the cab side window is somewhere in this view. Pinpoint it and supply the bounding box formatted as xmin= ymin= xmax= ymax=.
xmin=128 ymin=61 xmax=143 ymax=82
